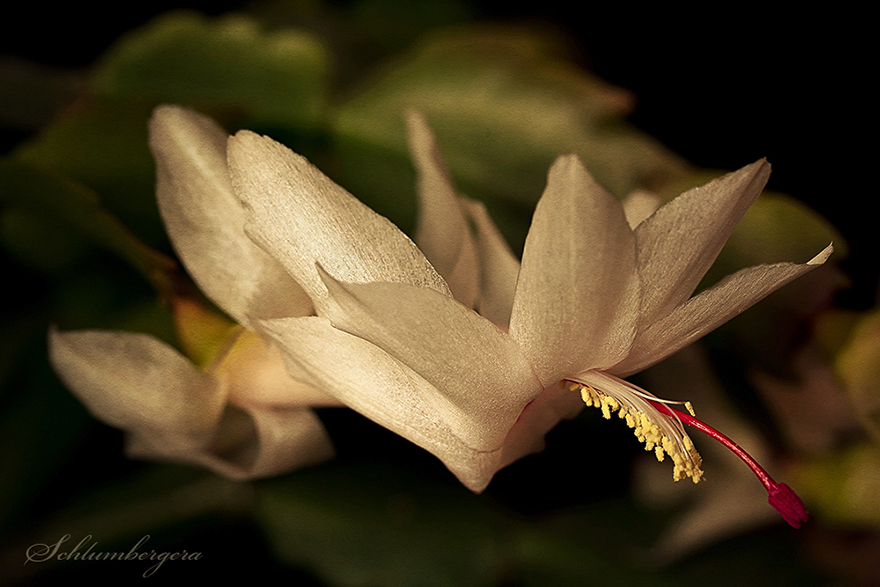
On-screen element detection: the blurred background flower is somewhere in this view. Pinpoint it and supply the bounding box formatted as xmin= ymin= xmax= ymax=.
xmin=0 ymin=1 xmax=874 ymax=585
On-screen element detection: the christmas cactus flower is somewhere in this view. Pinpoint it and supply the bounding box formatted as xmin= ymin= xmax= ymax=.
xmin=233 ymin=107 xmax=828 ymax=524
xmin=52 ymin=106 xmax=829 ymax=528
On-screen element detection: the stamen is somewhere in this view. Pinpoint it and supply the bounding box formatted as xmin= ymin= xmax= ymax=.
xmin=568 ymin=372 xmax=704 ymax=484
xmin=569 ymin=369 xmax=808 ymax=529
xmin=648 ymin=400 xmax=808 ymax=529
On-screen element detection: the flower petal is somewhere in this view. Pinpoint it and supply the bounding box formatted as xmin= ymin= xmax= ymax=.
xmin=213 ymin=328 xmax=344 ymax=408
xmin=228 ymin=129 xmax=450 ymax=316
xmin=509 ymin=154 xmax=640 ymax=386
xmin=237 ymin=404 xmax=334 ymax=476
xmin=316 ymin=267 xmax=542 ymax=450
xmin=49 ymin=327 xmax=334 ymax=479
xmin=460 ymin=198 xmax=521 ymax=326
xmin=633 ymin=160 xmax=771 ymax=327
xmin=49 ymin=327 xmax=226 ymax=440
xmin=614 ymin=244 xmax=834 ymax=376
xmin=190 ymin=403 xmax=334 ymax=480
xmin=150 ymin=105 xmax=312 ymax=325
xmin=258 ymin=315 xmax=524 ymax=491
xmin=407 ymin=110 xmax=480 ymax=308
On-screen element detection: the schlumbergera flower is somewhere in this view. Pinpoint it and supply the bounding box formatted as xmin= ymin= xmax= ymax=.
xmin=239 ymin=105 xmax=828 ymax=525
xmin=49 ymin=106 xmax=340 ymax=479
xmin=51 ymin=106 xmax=830 ymax=528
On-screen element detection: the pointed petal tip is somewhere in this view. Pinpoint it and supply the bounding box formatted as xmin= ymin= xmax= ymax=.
xmin=809 ymin=243 xmax=835 ymax=265
xmin=46 ymin=325 xmax=82 ymax=360
xmin=404 ymin=108 xmax=439 ymax=164
xmin=227 ymin=128 xmax=314 ymax=179
xmin=550 ymin=152 xmax=585 ymax=171
xmin=547 ymin=154 xmax=612 ymax=194
xmin=748 ymin=158 xmax=771 ymax=183
xmin=704 ymin=158 xmax=772 ymax=205
xmin=737 ymin=157 xmax=772 ymax=189
xmin=404 ymin=107 xmax=428 ymax=130
xmin=546 ymin=154 xmax=599 ymax=191
xmin=228 ymin=128 xmax=261 ymax=149
xmin=148 ymin=104 xmax=206 ymax=138
xmin=149 ymin=103 xmax=182 ymax=122
xmin=148 ymin=104 xmax=229 ymax=169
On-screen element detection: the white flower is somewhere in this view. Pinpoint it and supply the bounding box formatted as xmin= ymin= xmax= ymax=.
xmin=49 ymin=106 xmax=338 ymax=479
xmin=224 ymin=106 xmax=830 ymax=501
xmin=51 ymin=106 xmax=829 ymax=528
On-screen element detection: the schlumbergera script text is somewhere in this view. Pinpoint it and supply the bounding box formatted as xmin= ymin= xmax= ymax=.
xmin=25 ymin=534 xmax=202 ymax=577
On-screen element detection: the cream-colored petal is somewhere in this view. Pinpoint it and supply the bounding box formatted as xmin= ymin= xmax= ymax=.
xmin=461 ymin=198 xmax=521 ymax=327
xmin=407 ymin=110 xmax=480 ymax=308
xmin=228 ymin=130 xmax=450 ymax=317
xmin=213 ymin=328 xmax=343 ymax=408
xmin=182 ymin=403 xmax=334 ymax=480
xmin=509 ymin=154 xmax=640 ymax=386
xmin=150 ymin=105 xmax=312 ymax=325
xmin=633 ymin=160 xmax=771 ymax=327
xmin=49 ymin=328 xmax=227 ymax=442
xmin=49 ymin=327 xmax=334 ymax=480
xmin=234 ymin=404 xmax=333 ymax=477
xmin=258 ymin=315 xmax=524 ymax=491
xmin=317 ymin=268 xmax=542 ymax=451
xmin=622 ymin=189 xmax=661 ymax=229
xmin=614 ymin=244 xmax=833 ymax=376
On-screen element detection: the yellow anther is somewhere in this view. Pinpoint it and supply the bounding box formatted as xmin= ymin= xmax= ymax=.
xmin=579 ymin=387 xmax=596 ymax=407
xmin=683 ymin=435 xmax=694 ymax=452
xmin=572 ymin=379 xmax=705 ymax=484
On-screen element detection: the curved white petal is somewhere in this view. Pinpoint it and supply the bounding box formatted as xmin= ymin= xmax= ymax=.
xmin=236 ymin=404 xmax=333 ymax=477
xmin=258 ymin=315 xmax=528 ymax=491
xmin=634 ymin=159 xmax=771 ymax=327
xmin=149 ymin=105 xmax=312 ymax=325
xmin=49 ymin=327 xmax=334 ymax=479
xmin=49 ymin=328 xmax=227 ymax=438
xmin=317 ymin=268 xmax=542 ymax=450
xmin=509 ymin=154 xmax=640 ymax=386
xmin=228 ymin=130 xmax=450 ymax=317
xmin=186 ymin=403 xmax=334 ymax=480
xmin=213 ymin=328 xmax=343 ymax=408
xmin=613 ymin=244 xmax=833 ymax=376
xmin=407 ymin=110 xmax=480 ymax=308
xmin=461 ymin=198 xmax=521 ymax=327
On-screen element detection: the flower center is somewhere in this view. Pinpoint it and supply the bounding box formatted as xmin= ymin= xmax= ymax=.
xmin=567 ymin=369 xmax=808 ymax=529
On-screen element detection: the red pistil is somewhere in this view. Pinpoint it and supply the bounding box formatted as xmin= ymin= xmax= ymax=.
xmin=648 ymin=399 xmax=808 ymax=529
